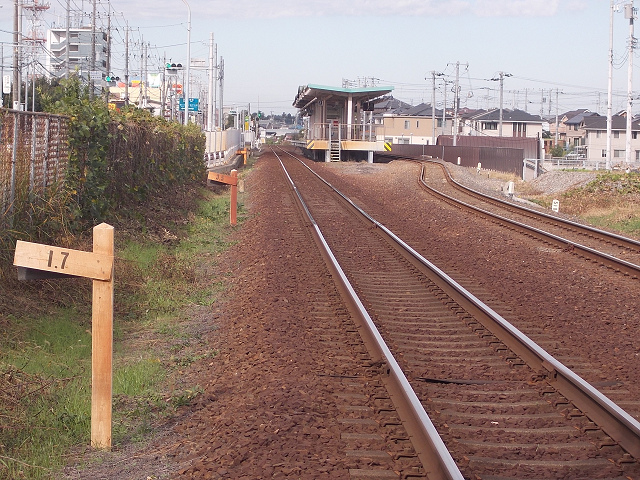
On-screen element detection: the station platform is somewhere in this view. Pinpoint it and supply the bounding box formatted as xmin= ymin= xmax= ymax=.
xmin=293 ymin=84 xmax=394 ymax=162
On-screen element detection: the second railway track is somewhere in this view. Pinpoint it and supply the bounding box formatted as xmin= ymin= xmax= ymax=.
xmin=273 ymin=146 xmax=640 ymax=479
xmin=417 ymin=160 xmax=640 ymax=277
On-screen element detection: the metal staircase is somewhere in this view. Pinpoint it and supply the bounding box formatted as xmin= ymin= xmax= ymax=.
xmin=329 ymin=124 xmax=341 ymax=161
xmin=330 ymin=138 xmax=341 ymax=161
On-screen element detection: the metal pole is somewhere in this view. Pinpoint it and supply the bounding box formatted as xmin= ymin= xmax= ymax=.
xmin=13 ymin=0 xmax=20 ymax=109
xmin=453 ymin=61 xmax=459 ymax=146
xmin=499 ymin=73 xmax=504 ymax=137
xmin=442 ymin=79 xmax=447 ymax=137
xmin=207 ymin=32 xmax=214 ymax=131
xmin=607 ymin=0 xmax=614 ymax=170
xmin=182 ymin=0 xmax=191 ymax=126
xmin=555 ymin=88 xmax=559 ymax=146
xmin=219 ymin=57 xmax=224 ymax=130
xmin=431 ymin=71 xmax=436 ymax=144
xmin=124 ymin=28 xmax=129 ymax=106
xmin=1 ymin=43 xmax=3 ymax=108
xmin=90 ymin=0 xmax=96 ymax=97
xmin=626 ymin=1 xmax=635 ymax=166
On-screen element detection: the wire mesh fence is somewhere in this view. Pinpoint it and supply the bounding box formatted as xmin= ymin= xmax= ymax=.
xmin=0 ymin=110 xmax=69 ymax=229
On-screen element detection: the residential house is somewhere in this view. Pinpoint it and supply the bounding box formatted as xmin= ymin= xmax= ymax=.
xmin=548 ymin=109 xmax=592 ymax=147
xmin=464 ymin=109 xmax=544 ymax=139
xmin=563 ymin=110 xmax=598 ymax=149
xmin=376 ymin=102 xmax=450 ymax=145
xmin=581 ymin=114 xmax=640 ymax=164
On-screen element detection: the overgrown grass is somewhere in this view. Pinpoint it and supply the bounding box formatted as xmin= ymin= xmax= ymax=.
xmin=560 ymin=171 xmax=640 ymax=238
xmin=0 ymin=181 xmax=246 ymax=479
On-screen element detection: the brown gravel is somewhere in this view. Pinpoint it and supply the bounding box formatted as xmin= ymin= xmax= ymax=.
xmin=59 ymin=152 xmax=640 ymax=479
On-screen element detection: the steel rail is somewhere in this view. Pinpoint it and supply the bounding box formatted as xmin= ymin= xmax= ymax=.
xmin=429 ymin=159 xmax=640 ymax=252
xmin=415 ymin=163 xmax=640 ymax=278
xmin=276 ymin=146 xmax=640 ymax=461
xmin=272 ymin=148 xmax=465 ymax=480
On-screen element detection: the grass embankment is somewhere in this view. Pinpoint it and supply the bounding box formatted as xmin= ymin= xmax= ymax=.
xmin=561 ymin=172 xmax=640 ymax=238
xmin=0 ymin=178 xmax=245 ymax=479
xmin=524 ymin=171 xmax=640 ymax=239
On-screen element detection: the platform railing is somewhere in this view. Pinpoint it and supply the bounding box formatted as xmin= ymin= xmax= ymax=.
xmin=308 ymin=122 xmax=378 ymax=143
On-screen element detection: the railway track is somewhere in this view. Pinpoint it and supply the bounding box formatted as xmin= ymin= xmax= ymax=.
xmin=273 ymin=147 xmax=640 ymax=479
xmin=417 ymin=160 xmax=640 ymax=278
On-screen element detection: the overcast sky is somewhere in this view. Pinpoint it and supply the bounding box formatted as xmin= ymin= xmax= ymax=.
xmin=0 ymin=0 xmax=637 ymax=116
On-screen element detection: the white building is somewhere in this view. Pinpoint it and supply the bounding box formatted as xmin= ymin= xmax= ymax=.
xmin=46 ymin=26 xmax=108 ymax=79
xmin=582 ymin=115 xmax=640 ymax=165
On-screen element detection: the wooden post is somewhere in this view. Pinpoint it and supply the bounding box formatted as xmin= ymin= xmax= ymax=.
xmin=230 ymin=169 xmax=238 ymax=226
xmin=13 ymin=224 xmax=115 ymax=449
xmin=91 ymin=223 xmax=114 ymax=449
xmin=207 ymin=170 xmax=239 ymax=226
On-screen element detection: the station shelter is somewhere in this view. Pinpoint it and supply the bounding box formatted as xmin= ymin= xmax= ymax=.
xmin=293 ymin=84 xmax=393 ymax=162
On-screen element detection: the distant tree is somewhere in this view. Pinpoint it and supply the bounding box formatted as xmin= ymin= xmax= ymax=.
xmin=549 ymin=144 xmax=566 ymax=157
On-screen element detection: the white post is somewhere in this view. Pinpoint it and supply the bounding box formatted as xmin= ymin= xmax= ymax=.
xmin=347 ymin=94 xmax=353 ymax=140
xmin=626 ymin=1 xmax=635 ymax=166
xmin=607 ymin=0 xmax=614 ymax=170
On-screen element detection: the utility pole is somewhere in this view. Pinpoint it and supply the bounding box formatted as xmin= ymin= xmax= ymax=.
xmin=607 ymin=0 xmax=615 ymax=170
xmin=626 ymin=1 xmax=636 ymax=166
xmin=182 ymin=0 xmax=191 ymax=126
xmin=105 ymin=3 xmax=111 ymax=104
xmin=219 ymin=57 xmax=224 ymax=130
xmin=65 ymin=0 xmax=70 ymax=78
xmin=491 ymin=71 xmax=512 ymax=137
xmin=90 ymin=0 xmax=96 ymax=97
xmin=430 ymin=71 xmax=443 ymax=145
xmin=556 ymin=88 xmax=560 ymax=145
xmin=138 ymin=36 xmax=144 ymax=107
xmin=453 ymin=61 xmax=460 ymax=146
xmin=1 ymin=43 xmax=3 ymax=108
xmin=207 ymin=32 xmax=214 ymax=131
xmin=214 ymin=42 xmax=218 ymax=128
xmin=442 ymin=79 xmax=447 ymax=136
xmin=143 ymin=42 xmax=148 ymax=108
xmin=13 ymin=0 xmax=20 ymax=109
xmin=124 ymin=28 xmax=129 ymax=106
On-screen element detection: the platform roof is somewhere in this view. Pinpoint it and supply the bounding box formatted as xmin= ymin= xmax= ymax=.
xmin=293 ymin=84 xmax=394 ymax=109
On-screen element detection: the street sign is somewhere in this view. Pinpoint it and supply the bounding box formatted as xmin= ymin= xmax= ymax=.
xmin=2 ymin=75 xmax=10 ymax=95
xmin=179 ymin=98 xmax=199 ymax=112
xmin=89 ymin=71 xmax=102 ymax=81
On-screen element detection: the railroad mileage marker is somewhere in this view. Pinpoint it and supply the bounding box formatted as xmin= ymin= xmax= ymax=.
xmin=13 ymin=223 xmax=115 ymax=450
xmin=14 ymin=241 xmax=113 ymax=280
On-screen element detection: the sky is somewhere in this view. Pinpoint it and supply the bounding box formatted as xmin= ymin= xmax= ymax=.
xmin=0 ymin=0 xmax=638 ymax=117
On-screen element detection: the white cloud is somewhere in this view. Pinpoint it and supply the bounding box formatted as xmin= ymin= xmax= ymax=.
xmin=472 ymin=0 xmax=560 ymax=17
xmin=116 ymin=0 xmax=567 ymax=20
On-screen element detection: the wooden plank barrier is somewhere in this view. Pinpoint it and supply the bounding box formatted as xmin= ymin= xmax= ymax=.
xmin=13 ymin=223 xmax=115 ymax=449
xmin=236 ymin=149 xmax=247 ymax=164
xmin=208 ymin=169 xmax=238 ymax=225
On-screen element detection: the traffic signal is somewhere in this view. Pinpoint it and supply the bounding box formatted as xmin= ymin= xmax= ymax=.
xmin=105 ymin=75 xmax=120 ymax=83
xmin=165 ymin=63 xmax=183 ymax=73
